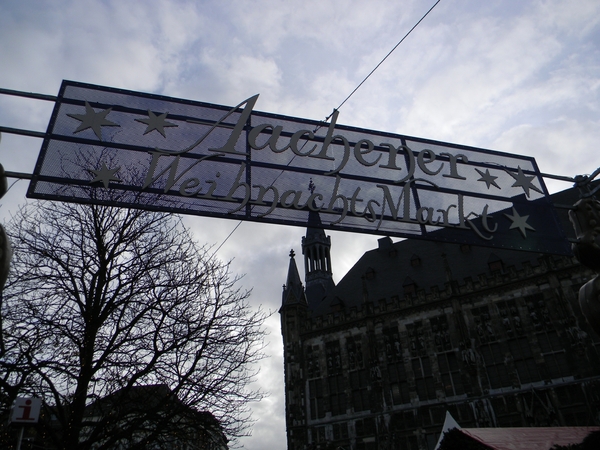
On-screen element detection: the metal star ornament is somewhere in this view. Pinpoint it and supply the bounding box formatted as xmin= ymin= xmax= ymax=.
xmin=504 ymin=207 xmax=535 ymax=238
xmin=507 ymin=167 xmax=543 ymax=198
xmin=475 ymin=168 xmax=501 ymax=190
xmin=135 ymin=110 xmax=178 ymax=138
xmin=89 ymin=163 xmax=122 ymax=188
xmin=67 ymin=101 xmax=120 ymax=140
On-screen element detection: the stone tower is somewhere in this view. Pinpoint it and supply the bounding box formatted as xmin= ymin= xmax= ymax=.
xmin=302 ymin=209 xmax=335 ymax=308
xmin=280 ymin=250 xmax=309 ymax=450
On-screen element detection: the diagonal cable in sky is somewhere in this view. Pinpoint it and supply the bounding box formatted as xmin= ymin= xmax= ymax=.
xmin=326 ymin=0 xmax=442 ymax=121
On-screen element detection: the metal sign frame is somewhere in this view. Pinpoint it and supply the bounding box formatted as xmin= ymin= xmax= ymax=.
xmin=25 ymin=80 xmax=570 ymax=254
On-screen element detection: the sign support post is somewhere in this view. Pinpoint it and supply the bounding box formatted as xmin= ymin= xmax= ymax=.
xmin=16 ymin=426 xmax=24 ymax=450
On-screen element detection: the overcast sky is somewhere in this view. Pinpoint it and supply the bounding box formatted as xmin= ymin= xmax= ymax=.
xmin=1 ymin=0 xmax=599 ymax=448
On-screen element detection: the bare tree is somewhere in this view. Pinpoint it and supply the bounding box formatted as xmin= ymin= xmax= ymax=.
xmin=0 ymin=200 xmax=267 ymax=449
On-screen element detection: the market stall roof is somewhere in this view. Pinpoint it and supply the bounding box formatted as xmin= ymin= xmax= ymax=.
xmin=460 ymin=426 xmax=599 ymax=450
xmin=435 ymin=411 xmax=600 ymax=450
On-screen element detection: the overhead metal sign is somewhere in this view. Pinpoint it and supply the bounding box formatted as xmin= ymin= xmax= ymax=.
xmin=27 ymin=80 xmax=570 ymax=254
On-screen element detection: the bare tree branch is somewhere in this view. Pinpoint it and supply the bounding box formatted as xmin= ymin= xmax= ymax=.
xmin=1 ymin=200 xmax=267 ymax=449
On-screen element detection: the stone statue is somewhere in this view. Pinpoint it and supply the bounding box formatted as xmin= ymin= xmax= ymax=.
xmin=569 ymin=172 xmax=600 ymax=336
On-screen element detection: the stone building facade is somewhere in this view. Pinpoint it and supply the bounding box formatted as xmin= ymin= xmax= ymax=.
xmin=279 ymin=188 xmax=600 ymax=450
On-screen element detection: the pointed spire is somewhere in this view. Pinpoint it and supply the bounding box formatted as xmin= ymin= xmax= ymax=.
xmin=285 ymin=250 xmax=303 ymax=292
xmin=281 ymin=249 xmax=307 ymax=308
xmin=306 ymin=208 xmax=325 ymax=239
xmin=305 ymin=179 xmax=326 ymax=244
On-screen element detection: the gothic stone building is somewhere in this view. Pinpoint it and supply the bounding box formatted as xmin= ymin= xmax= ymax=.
xmin=279 ymin=187 xmax=600 ymax=450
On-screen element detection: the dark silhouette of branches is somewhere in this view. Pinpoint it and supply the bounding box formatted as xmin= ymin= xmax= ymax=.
xmin=0 ymin=200 xmax=267 ymax=449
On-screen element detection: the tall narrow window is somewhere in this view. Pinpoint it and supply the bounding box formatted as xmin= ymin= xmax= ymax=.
xmin=508 ymin=337 xmax=540 ymax=385
xmin=388 ymin=361 xmax=410 ymax=405
xmin=326 ymin=340 xmax=342 ymax=375
xmin=480 ymin=342 xmax=511 ymax=389
xmin=350 ymin=369 xmax=370 ymax=412
xmin=538 ymin=331 xmax=570 ymax=380
xmin=438 ymin=352 xmax=464 ymax=397
xmin=309 ymin=379 xmax=325 ymax=419
xmin=412 ymin=356 xmax=436 ymax=401
xmin=328 ymin=374 xmax=347 ymax=416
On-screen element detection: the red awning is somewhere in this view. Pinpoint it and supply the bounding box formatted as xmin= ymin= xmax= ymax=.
xmin=460 ymin=427 xmax=600 ymax=450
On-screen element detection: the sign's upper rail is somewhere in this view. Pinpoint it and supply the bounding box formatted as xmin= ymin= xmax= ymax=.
xmin=0 ymin=87 xmax=57 ymax=102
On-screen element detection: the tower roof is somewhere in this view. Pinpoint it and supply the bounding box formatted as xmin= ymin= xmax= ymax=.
xmin=302 ymin=209 xmax=335 ymax=309
xmin=305 ymin=208 xmax=326 ymax=240
xmin=281 ymin=249 xmax=307 ymax=308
